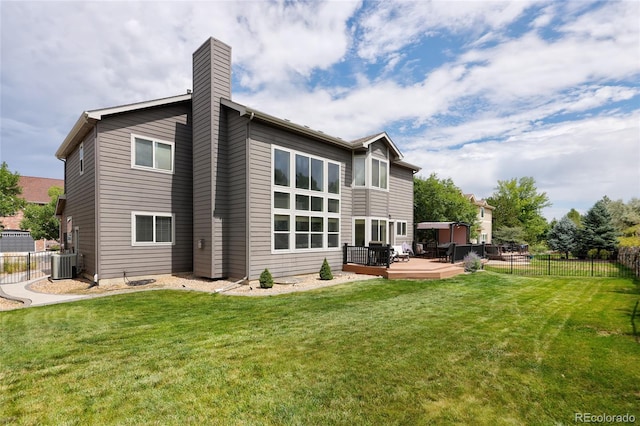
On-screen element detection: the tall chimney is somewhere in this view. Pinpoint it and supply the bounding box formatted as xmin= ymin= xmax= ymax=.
xmin=192 ymin=38 xmax=231 ymax=278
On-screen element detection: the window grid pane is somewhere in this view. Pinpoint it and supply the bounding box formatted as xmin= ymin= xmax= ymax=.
xmin=155 ymin=216 xmax=172 ymax=242
xmin=155 ymin=142 xmax=172 ymax=171
xmin=354 ymin=157 xmax=365 ymax=186
xmin=372 ymin=160 xmax=380 ymax=188
xmin=328 ymin=163 xmax=340 ymax=194
xmin=136 ymin=215 xmax=154 ymax=242
xmin=274 ymin=149 xmax=290 ymax=186
xmin=380 ymin=161 xmax=388 ymax=189
xmin=296 ymin=155 xmax=310 ymax=189
xmin=311 ymin=158 xmax=323 ymax=191
xmin=135 ymin=139 xmax=153 ymax=168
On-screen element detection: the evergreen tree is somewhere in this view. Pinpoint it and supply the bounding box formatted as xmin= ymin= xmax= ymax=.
xmin=575 ymin=199 xmax=618 ymax=258
xmin=547 ymin=216 xmax=577 ymax=258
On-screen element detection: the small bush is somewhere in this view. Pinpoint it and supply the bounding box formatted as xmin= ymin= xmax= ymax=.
xmin=259 ymin=268 xmax=273 ymax=288
xmin=463 ymin=252 xmax=482 ymax=273
xmin=319 ymin=258 xmax=333 ymax=280
xmin=587 ymin=248 xmax=599 ymax=259
xmin=599 ymin=250 xmax=611 ymax=260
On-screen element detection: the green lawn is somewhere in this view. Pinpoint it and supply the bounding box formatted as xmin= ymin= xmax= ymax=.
xmin=1 ymin=273 xmax=639 ymax=425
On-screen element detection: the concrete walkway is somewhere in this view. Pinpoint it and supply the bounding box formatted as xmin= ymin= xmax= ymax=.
xmin=0 ymin=277 xmax=89 ymax=307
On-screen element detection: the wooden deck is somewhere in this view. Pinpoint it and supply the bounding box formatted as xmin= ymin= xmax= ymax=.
xmin=343 ymin=257 xmax=465 ymax=280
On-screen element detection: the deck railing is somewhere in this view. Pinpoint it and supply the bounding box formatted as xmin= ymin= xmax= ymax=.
xmin=343 ymin=244 xmax=392 ymax=268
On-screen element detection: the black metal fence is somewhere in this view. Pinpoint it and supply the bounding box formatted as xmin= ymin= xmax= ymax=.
xmin=450 ymin=244 xmax=486 ymax=263
xmin=485 ymin=253 xmax=637 ymax=279
xmin=0 ymin=252 xmax=53 ymax=284
xmin=343 ymin=244 xmax=392 ymax=267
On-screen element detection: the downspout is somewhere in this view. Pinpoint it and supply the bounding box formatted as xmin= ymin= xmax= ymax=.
xmin=245 ymin=112 xmax=254 ymax=280
xmin=93 ymin=125 xmax=99 ymax=285
xmin=57 ymin=157 xmax=66 ymax=250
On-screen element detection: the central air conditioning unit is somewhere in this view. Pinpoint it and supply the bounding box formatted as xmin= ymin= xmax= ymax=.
xmin=51 ymin=253 xmax=77 ymax=280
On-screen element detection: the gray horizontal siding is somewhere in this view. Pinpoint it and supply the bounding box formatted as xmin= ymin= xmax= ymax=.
xmin=64 ymin=130 xmax=96 ymax=278
xmin=225 ymin=110 xmax=247 ymax=278
xmin=96 ymin=103 xmax=192 ymax=280
xmin=389 ymin=165 xmax=414 ymax=243
xmin=247 ymin=120 xmax=351 ymax=279
xmin=368 ymin=189 xmax=389 ymax=218
xmin=371 ymin=140 xmax=388 ymax=159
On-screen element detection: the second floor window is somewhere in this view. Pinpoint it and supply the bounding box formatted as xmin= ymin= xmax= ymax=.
xmin=131 ymin=135 xmax=174 ymax=173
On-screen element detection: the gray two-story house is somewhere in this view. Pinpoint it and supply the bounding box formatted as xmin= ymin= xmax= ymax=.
xmin=55 ymin=38 xmax=419 ymax=284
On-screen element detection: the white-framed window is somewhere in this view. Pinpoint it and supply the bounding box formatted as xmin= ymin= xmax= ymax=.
xmin=481 ymin=233 xmax=488 ymax=243
xmin=480 ymin=207 xmax=485 ymax=218
xmin=131 ymin=134 xmax=174 ymax=173
xmin=79 ymin=143 xmax=84 ymax=175
xmin=352 ymin=154 xmax=388 ymax=190
xmin=272 ymin=145 xmax=341 ymax=252
xmin=353 ymin=217 xmax=389 ymax=245
xmin=354 ymin=155 xmax=366 ymax=187
xmin=131 ymin=212 xmax=175 ymax=246
xmin=372 ymin=158 xmax=388 ymax=189
xmin=396 ymin=221 xmax=407 ymax=237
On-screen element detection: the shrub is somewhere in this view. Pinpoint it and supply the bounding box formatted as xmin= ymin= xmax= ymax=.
xmin=463 ymin=252 xmax=482 ymax=273
xmin=587 ymin=248 xmax=599 ymax=259
xmin=259 ymin=268 xmax=273 ymax=288
xmin=599 ymin=250 xmax=611 ymax=260
xmin=319 ymin=258 xmax=333 ymax=280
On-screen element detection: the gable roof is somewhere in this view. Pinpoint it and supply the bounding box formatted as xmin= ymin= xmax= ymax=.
xmin=55 ymin=93 xmax=192 ymax=160
xmin=18 ymin=176 xmax=64 ymax=204
xmin=57 ymin=93 xmax=420 ymax=172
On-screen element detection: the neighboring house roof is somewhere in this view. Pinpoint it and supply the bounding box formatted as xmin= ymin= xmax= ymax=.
xmin=465 ymin=193 xmax=495 ymax=210
xmin=56 ymin=93 xmax=193 ymax=160
xmin=56 ymin=93 xmax=421 ymax=172
xmin=18 ymin=176 xmax=64 ymax=204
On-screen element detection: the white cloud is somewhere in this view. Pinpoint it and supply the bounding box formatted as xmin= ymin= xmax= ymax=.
xmin=356 ymin=1 xmax=536 ymax=61
xmin=0 ymin=0 xmax=637 ymax=225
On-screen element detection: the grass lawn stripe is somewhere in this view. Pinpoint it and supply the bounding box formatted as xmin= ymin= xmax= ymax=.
xmin=1 ymin=273 xmax=638 ymax=425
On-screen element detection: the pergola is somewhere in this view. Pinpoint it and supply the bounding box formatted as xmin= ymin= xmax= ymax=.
xmin=415 ymin=221 xmax=470 ymax=245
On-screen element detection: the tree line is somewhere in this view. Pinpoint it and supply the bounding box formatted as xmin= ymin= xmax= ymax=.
xmin=0 ymin=162 xmax=62 ymax=240
xmin=414 ymin=173 xmax=639 ymax=256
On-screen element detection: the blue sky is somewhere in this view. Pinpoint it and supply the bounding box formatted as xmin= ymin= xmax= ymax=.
xmin=1 ymin=0 xmax=638 ymax=220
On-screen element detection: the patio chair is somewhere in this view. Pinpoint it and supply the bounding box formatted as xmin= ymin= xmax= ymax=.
xmin=392 ymin=245 xmax=410 ymax=262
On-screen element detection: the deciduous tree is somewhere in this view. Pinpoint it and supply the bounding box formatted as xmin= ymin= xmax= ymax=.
xmin=0 ymin=162 xmax=25 ymax=231
xmin=20 ymin=186 xmax=63 ymax=240
xmin=414 ymin=173 xmax=478 ymax=232
xmin=487 ymin=177 xmax=551 ymax=244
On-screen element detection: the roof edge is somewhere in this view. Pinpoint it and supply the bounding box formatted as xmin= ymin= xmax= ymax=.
xmin=221 ymin=98 xmax=354 ymax=150
xmin=56 ymin=93 xmax=192 ymax=160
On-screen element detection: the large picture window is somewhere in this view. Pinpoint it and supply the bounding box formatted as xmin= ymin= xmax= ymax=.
xmin=132 ymin=212 xmax=174 ymax=245
xmin=131 ymin=135 xmax=174 ymax=173
xmin=272 ymin=145 xmax=341 ymax=252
